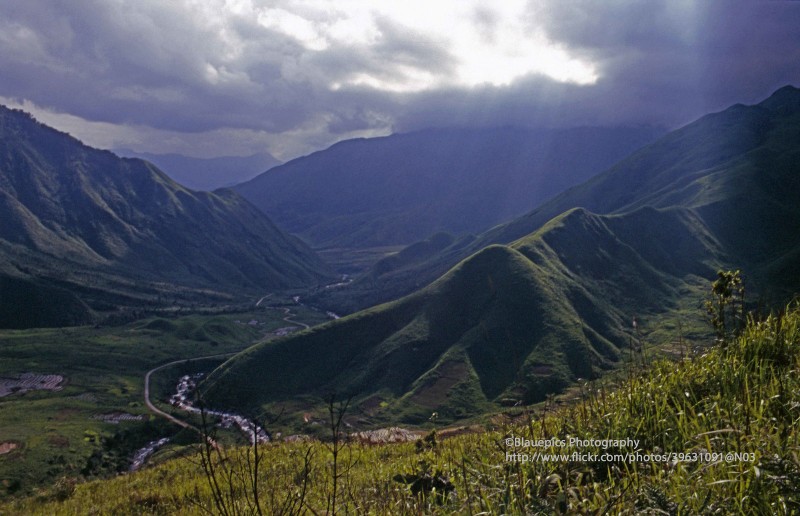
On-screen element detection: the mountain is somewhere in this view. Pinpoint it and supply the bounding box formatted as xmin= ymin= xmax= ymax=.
xmin=0 ymin=106 xmax=331 ymax=328
xmin=233 ymin=126 xmax=663 ymax=248
xmin=204 ymin=86 xmax=800 ymax=424
xmin=113 ymin=150 xmax=282 ymax=191
xmin=204 ymin=206 xmax=722 ymax=423
xmin=483 ymin=86 xmax=800 ymax=294
xmin=314 ymin=85 xmax=800 ymax=313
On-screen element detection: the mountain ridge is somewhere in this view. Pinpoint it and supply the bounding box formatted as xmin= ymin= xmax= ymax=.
xmin=204 ymin=87 xmax=800 ymax=425
xmin=0 ymin=105 xmax=332 ymax=327
xmin=113 ymin=149 xmax=282 ymax=191
xmin=204 ymin=205 xmax=722 ymax=422
xmin=233 ymin=125 xmax=664 ymax=248
xmin=312 ymin=85 xmax=800 ymax=313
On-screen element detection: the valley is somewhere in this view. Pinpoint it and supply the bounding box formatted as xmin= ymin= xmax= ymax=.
xmin=1 ymin=86 xmax=799 ymax=513
xmin=4 ymin=305 xmax=799 ymax=514
xmin=0 ymin=299 xmax=328 ymax=497
xmin=3 ymin=1 xmax=800 ymax=511
xmin=193 ymin=87 xmax=800 ymax=432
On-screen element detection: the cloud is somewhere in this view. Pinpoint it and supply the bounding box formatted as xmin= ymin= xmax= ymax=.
xmin=533 ymin=1 xmax=800 ymax=123
xmin=0 ymin=1 xmax=798 ymax=159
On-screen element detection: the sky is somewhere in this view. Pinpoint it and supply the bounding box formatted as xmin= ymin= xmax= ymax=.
xmin=1 ymin=1 xmax=799 ymax=161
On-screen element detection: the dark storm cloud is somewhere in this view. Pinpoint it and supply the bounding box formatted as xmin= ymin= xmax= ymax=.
xmin=530 ymin=1 xmax=800 ymax=125
xmin=0 ymin=1 xmax=320 ymax=132
xmin=397 ymin=2 xmax=800 ymax=133
xmin=0 ymin=1 xmax=450 ymax=143
xmin=1 ymin=1 xmax=799 ymax=157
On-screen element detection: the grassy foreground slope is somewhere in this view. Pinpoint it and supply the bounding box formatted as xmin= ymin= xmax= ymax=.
xmin=9 ymin=303 xmax=799 ymax=514
xmin=203 ymin=206 xmax=722 ymax=424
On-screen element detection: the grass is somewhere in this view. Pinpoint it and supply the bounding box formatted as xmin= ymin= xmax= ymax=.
xmin=5 ymin=300 xmax=798 ymax=514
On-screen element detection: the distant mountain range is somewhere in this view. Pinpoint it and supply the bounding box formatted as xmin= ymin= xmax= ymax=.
xmin=0 ymin=106 xmax=330 ymax=328
xmin=113 ymin=150 xmax=282 ymax=191
xmin=5 ymin=85 xmax=800 ymax=423
xmin=205 ymin=86 xmax=800 ymax=424
xmin=233 ymin=126 xmax=664 ymax=248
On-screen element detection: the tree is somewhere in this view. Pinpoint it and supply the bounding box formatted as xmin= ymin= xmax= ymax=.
xmin=705 ymin=269 xmax=745 ymax=346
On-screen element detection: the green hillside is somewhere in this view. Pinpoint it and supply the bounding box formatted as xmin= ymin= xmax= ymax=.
xmin=198 ymin=88 xmax=800 ymax=431
xmin=487 ymin=86 xmax=800 ymax=287
xmin=0 ymin=106 xmax=332 ymax=327
xmin=204 ymin=205 xmax=722 ymax=424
